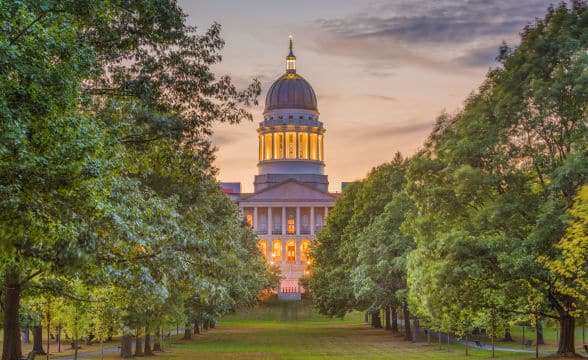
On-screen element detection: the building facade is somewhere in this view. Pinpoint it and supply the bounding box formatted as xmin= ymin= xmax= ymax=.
xmin=222 ymin=38 xmax=337 ymax=300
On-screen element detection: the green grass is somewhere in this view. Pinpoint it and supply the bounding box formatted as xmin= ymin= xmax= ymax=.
xmin=128 ymin=302 xmax=547 ymax=360
xmin=8 ymin=302 xmax=587 ymax=359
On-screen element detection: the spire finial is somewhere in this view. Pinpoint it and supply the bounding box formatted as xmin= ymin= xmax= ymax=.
xmin=286 ymin=35 xmax=296 ymax=73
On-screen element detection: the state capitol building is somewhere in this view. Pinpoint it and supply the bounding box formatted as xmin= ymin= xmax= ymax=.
xmin=222 ymin=38 xmax=339 ymax=300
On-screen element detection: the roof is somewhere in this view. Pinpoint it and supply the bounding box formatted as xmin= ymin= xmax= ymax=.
xmin=264 ymin=73 xmax=318 ymax=113
xmin=238 ymin=179 xmax=336 ymax=203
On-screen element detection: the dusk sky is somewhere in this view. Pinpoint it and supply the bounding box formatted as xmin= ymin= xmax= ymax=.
xmin=181 ymin=0 xmax=558 ymax=192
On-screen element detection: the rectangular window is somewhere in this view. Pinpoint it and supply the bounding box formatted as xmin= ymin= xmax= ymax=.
xmin=318 ymin=134 xmax=324 ymax=161
xmin=274 ymin=132 xmax=284 ymax=159
xmin=264 ymin=133 xmax=273 ymax=160
xmin=287 ymin=217 xmax=295 ymax=234
xmin=298 ymin=132 xmax=308 ymax=159
xmin=309 ymin=133 xmax=318 ymax=160
xmin=286 ymin=132 xmax=297 ymax=159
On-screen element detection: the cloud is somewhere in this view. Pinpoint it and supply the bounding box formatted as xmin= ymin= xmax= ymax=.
xmin=334 ymin=120 xmax=433 ymax=142
xmin=455 ymin=45 xmax=502 ymax=68
xmin=306 ymin=0 xmax=557 ymax=71
xmin=366 ymin=94 xmax=397 ymax=102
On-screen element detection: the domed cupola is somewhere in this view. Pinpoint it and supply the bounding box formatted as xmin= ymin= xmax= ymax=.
xmin=254 ymin=37 xmax=328 ymax=192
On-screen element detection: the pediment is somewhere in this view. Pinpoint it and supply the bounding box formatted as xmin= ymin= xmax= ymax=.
xmin=240 ymin=180 xmax=336 ymax=202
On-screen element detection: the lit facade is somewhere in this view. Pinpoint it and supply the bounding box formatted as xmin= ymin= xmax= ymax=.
xmin=222 ymin=38 xmax=337 ymax=300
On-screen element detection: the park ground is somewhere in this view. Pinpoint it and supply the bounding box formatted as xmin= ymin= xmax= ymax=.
xmin=9 ymin=301 xmax=588 ymax=360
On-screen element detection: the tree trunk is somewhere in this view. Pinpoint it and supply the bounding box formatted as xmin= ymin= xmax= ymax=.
xmin=33 ymin=325 xmax=46 ymax=355
xmin=120 ymin=334 xmax=133 ymax=358
xmin=403 ymin=302 xmax=412 ymax=341
xmin=153 ymin=328 xmax=163 ymax=352
xmin=537 ymin=320 xmax=545 ymax=345
xmin=144 ymin=331 xmax=154 ymax=356
xmin=194 ymin=320 xmax=200 ymax=335
xmin=391 ymin=306 xmax=398 ymax=332
xmin=371 ymin=310 xmax=382 ymax=328
xmin=502 ymin=325 xmax=514 ymax=341
xmin=107 ymin=326 xmax=113 ymax=342
xmin=557 ymin=313 xmax=576 ymax=355
xmin=385 ymin=307 xmax=392 ymax=330
xmin=364 ymin=312 xmax=369 ymax=324
xmin=203 ymin=320 xmax=209 ymax=331
xmin=412 ymin=318 xmax=419 ymax=342
xmin=134 ymin=336 xmax=144 ymax=357
xmin=2 ymin=282 xmax=22 ymax=360
xmin=183 ymin=323 xmax=192 ymax=340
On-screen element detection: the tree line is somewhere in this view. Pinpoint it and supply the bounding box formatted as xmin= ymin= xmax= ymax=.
xmin=0 ymin=1 xmax=272 ymax=359
xmin=309 ymin=2 xmax=588 ymax=357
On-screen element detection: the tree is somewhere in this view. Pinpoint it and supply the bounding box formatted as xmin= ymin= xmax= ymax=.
xmin=1 ymin=1 xmax=265 ymax=359
xmin=405 ymin=2 xmax=588 ymax=355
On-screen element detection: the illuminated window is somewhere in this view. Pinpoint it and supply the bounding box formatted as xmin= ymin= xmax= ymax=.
xmin=286 ymin=132 xmax=297 ymax=159
xmin=258 ymin=240 xmax=267 ymax=258
xmin=259 ymin=135 xmax=263 ymax=161
xmin=300 ymin=241 xmax=311 ymax=262
xmin=245 ymin=214 xmax=253 ymax=228
xmin=274 ymin=132 xmax=284 ymax=159
xmin=319 ymin=134 xmax=324 ymax=161
xmin=287 ymin=215 xmax=295 ymax=234
xmin=309 ymin=133 xmax=318 ymax=160
xmin=298 ymin=132 xmax=308 ymax=159
xmin=287 ymin=58 xmax=296 ymax=71
xmin=264 ymin=133 xmax=273 ymax=160
xmin=287 ymin=240 xmax=296 ymax=262
xmin=272 ymin=241 xmax=282 ymax=262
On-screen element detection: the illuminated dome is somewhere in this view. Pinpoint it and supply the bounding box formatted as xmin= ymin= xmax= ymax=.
xmin=265 ymin=73 xmax=318 ymax=112
xmin=264 ymin=37 xmax=318 ymax=114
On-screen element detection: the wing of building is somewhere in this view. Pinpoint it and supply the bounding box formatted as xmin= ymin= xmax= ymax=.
xmin=222 ymin=37 xmax=339 ymax=300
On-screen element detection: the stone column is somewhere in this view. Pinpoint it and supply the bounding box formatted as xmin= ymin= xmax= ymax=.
xmin=268 ymin=207 xmax=273 ymax=235
xmin=296 ymin=240 xmax=301 ymax=264
xmin=310 ymin=207 xmax=315 ymax=235
xmin=282 ymin=207 xmax=286 ymax=235
xmin=253 ymin=207 xmax=258 ymax=231
xmin=296 ymin=207 xmax=301 ymax=235
xmin=282 ymin=239 xmax=287 ymax=264
xmin=324 ymin=206 xmax=328 ymax=219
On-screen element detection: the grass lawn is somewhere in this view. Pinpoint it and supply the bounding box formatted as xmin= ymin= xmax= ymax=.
xmin=3 ymin=301 xmax=586 ymax=359
xmin=55 ymin=301 xmax=570 ymax=360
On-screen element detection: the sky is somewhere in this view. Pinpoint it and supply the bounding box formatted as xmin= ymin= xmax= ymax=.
xmin=180 ymin=0 xmax=558 ymax=192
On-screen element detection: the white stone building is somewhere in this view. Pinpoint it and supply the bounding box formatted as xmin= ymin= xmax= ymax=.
xmin=222 ymin=38 xmax=338 ymax=300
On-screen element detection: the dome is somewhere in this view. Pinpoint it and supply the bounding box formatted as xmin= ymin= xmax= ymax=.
xmin=264 ymin=73 xmax=318 ymax=113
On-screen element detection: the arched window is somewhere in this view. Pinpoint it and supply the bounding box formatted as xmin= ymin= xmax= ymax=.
xmin=258 ymin=240 xmax=268 ymax=258
xmin=287 ymin=240 xmax=296 ymax=262
xmin=287 ymin=214 xmax=295 ymax=234
xmin=272 ymin=240 xmax=282 ymax=262
xmin=300 ymin=240 xmax=311 ymax=262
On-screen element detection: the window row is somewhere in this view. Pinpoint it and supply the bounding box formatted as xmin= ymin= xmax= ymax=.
xmin=258 ymin=240 xmax=311 ymax=263
xmin=259 ymin=132 xmax=324 ymax=161
xmin=244 ymin=208 xmax=326 ymax=235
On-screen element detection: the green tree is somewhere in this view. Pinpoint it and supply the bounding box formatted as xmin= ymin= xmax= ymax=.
xmin=405 ymin=2 xmax=588 ymax=355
